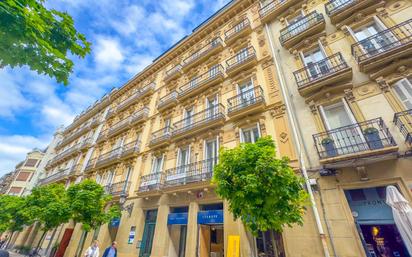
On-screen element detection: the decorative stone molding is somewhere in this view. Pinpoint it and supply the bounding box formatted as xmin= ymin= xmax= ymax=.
xmin=376 ymin=77 xmax=390 ymax=93
xmin=270 ymin=104 xmax=286 ymax=118
xmin=344 ymin=89 xmax=355 ymax=102
xmin=308 ymin=100 xmax=318 ymax=114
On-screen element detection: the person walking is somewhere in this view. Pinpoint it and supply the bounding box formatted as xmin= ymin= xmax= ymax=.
xmin=84 ymin=240 xmax=99 ymax=257
xmin=102 ymin=241 xmax=117 ymax=257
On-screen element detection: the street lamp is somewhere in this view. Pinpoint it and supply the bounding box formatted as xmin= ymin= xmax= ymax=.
xmin=119 ymin=193 xmax=134 ymax=217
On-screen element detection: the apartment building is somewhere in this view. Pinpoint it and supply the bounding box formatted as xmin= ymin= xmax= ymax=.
xmin=0 ymin=171 xmax=16 ymax=195
xmin=261 ymin=0 xmax=412 ymax=256
xmin=19 ymin=0 xmax=412 ymax=257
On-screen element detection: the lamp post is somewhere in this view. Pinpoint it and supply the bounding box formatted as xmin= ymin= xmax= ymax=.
xmin=119 ymin=192 xmax=134 ymax=217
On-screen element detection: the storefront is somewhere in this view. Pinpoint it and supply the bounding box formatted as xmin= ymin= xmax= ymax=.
xmin=168 ymin=207 xmax=189 ymax=257
xmin=198 ymin=203 xmax=224 ymax=257
xmin=345 ymin=187 xmax=411 ymax=257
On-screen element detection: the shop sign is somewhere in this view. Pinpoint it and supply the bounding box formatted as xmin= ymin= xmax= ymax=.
xmin=167 ymin=212 xmax=188 ymax=225
xmin=227 ymin=235 xmax=240 ymax=257
xmin=128 ymin=226 xmax=136 ymax=244
xmin=110 ymin=218 xmax=120 ymax=228
xmin=197 ymin=210 xmax=224 ymax=224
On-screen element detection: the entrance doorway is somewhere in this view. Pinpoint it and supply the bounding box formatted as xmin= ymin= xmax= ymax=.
xmin=345 ymin=187 xmax=411 ymax=257
xmin=256 ymin=230 xmax=285 ymax=257
xmin=198 ymin=203 xmax=224 ymax=257
xmin=139 ymin=210 xmax=158 ymax=257
xmin=168 ymin=207 xmax=189 ymax=257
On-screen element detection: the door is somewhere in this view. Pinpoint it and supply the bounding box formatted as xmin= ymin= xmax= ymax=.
xmin=139 ymin=210 xmax=158 ymax=257
xmin=256 ymin=230 xmax=285 ymax=257
xmin=320 ymin=100 xmax=366 ymax=155
xmin=54 ymin=228 xmax=74 ymax=257
xmin=204 ymin=139 xmax=218 ymax=175
xmin=184 ymin=108 xmax=194 ymax=129
xmin=236 ymin=48 xmax=249 ymax=63
xmin=354 ymin=22 xmax=392 ymax=56
xmin=178 ymin=225 xmax=187 ymax=257
xmin=302 ymin=48 xmax=329 ymax=79
xmin=199 ymin=225 xmax=211 ymax=257
xmin=393 ymin=78 xmax=412 ymax=109
xmin=238 ymin=79 xmax=255 ymax=107
xmin=206 ymin=96 xmax=218 ymax=119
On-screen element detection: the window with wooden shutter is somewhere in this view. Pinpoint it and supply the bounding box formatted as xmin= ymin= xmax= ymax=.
xmin=24 ymin=158 xmax=38 ymax=167
xmin=16 ymin=171 xmax=31 ymax=181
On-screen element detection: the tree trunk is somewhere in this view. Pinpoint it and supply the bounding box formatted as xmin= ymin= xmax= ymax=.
xmin=35 ymin=230 xmax=48 ymax=253
xmin=5 ymin=231 xmax=14 ymax=249
xmin=45 ymin=227 xmax=58 ymax=256
xmin=75 ymin=230 xmax=88 ymax=257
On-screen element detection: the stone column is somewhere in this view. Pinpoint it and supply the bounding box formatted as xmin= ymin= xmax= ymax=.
xmin=151 ymin=195 xmax=170 ymax=257
xmin=185 ymin=201 xmax=199 ymax=257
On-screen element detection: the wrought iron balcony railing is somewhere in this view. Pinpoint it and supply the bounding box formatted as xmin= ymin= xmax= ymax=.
xmin=95 ymin=148 xmax=122 ymax=168
xmin=52 ymin=142 xmax=82 ymax=163
xmin=227 ymin=86 xmax=265 ymax=114
xmin=120 ymin=140 xmax=141 ymax=158
xmin=130 ymin=107 xmax=150 ymax=125
xmin=325 ymin=0 xmax=356 ymax=16
xmin=85 ymin=158 xmax=96 ymax=171
xmin=178 ymin=65 xmax=224 ymax=98
xmin=39 ymin=168 xmax=69 ymax=185
xmin=108 ymin=117 xmax=130 ymax=137
xmin=164 ymin=158 xmax=217 ymax=188
xmin=279 ymin=11 xmax=324 ymax=45
xmin=225 ymin=19 xmax=251 ymax=42
xmin=259 ymin=0 xmax=295 ymax=20
xmin=69 ymin=164 xmax=82 ymax=176
xmin=183 ymin=38 xmax=223 ymax=68
xmin=116 ymin=89 xmax=141 ymax=112
xmin=293 ymin=53 xmax=349 ymax=89
xmin=394 ymin=109 xmax=412 ymax=144
xmin=172 ymin=104 xmax=225 ymax=137
xmin=164 ymin=64 xmax=182 ymax=81
xmin=139 ymin=172 xmax=163 ymax=192
xmin=149 ymin=127 xmax=172 ymax=146
xmin=226 ymin=47 xmax=256 ymax=72
xmin=140 ymin=83 xmax=156 ymax=97
xmin=157 ymin=91 xmax=178 ymax=110
xmin=351 ymin=19 xmax=412 ymax=64
xmin=104 ymin=181 xmax=131 ymax=196
xmin=313 ymin=118 xmax=397 ymax=160
xmin=80 ymin=137 xmax=93 ymax=150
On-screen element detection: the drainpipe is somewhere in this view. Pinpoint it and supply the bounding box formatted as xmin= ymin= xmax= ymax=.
xmin=264 ymin=24 xmax=331 ymax=257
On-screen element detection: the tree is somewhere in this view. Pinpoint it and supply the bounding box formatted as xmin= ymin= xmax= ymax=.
xmin=212 ymin=136 xmax=308 ymax=236
xmin=66 ymin=180 xmax=120 ymax=257
xmin=0 ymin=0 xmax=91 ymax=85
xmin=25 ymin=184 xmax=71 ymax=251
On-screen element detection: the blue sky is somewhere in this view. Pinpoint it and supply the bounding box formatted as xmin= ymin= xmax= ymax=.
xmin=0 ymin=0 xmax=229 ymax=175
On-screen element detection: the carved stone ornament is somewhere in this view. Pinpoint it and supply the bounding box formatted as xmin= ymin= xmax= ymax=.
xmin=376 ymin=77 xmax=390 ymax=93
xmin=270 ymin=104 xmax=286 ymax=117
xmin=308 ymin=100 xmax=318 ymax=114
xmin=344 ymin=89 xmax=355 ymax=102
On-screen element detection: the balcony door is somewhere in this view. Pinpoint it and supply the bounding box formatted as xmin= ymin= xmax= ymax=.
xmin=319 ymin=100 xmax=366 ymax=155
xmin=204 ymin=138 xmax=219 ymax=174
xmin=206 ymin=95 xmax=218 ymax=119
xmin=301 ymin=47 xmax=329 ymax=79
xmin=209 ymin=64 xmax=219 ymax=78
xmin=184 ymin=108 xmax=194 ymax=129
xmin=393 ymin=78 xmax=412 ymax=109
xmin=236 ymin=47 xmax=249 ymax=63
xmin=238 ymin=79 xmax=255 ymax=107
xmin=177 ymin=146 xmax=191 ymax=176
xmin=151 ymin=155 xmax=164 ymax=175
xmin=354 ymin=21 xmax=393 ymax=56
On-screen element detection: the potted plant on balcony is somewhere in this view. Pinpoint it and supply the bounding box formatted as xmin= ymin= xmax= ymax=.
xmin=321 ymin=137 xmax=337 ymax=157
xmin=363 ymin=127 xmax=384 ymax=150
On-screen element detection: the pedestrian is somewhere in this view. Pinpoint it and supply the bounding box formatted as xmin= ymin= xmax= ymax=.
xmin=102 ymin=241 xmax=117 ymax=257
xmin=84 ymin=240 xmax=99 ymax=257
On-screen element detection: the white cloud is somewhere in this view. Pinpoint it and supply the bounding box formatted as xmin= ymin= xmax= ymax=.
xmin=94 ymin=37 xmax=125 ymax=70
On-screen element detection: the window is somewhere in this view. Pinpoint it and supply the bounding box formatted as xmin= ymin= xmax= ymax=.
xmin=204 ymin=138 xmax=219 ymax=172
xmin=177 ymin=146 xmax=191 ymax=174
xmin=353 ymin=19 xmax=392 ymax=55
xmin=164 ymin=118 xmax=171 ymax=132
xmin=151 ymin=155 xmax=164 ymax=174
xmin=301 ymin=47 xmax=329 ymax=78
xmin=256 ymin=230 xmax=285 ymax=257
xmin=240 ymin=124 xmax=261 ymax=143
xmin=238 ymin=79 xmax=255 ymax=105
xmin=209 ymin=64 xmax=219 ymax=78
xmin=16 ymin=171 xmax=31 ymax=181
xmin=393 ymin=78 xmax=412 ymax=109
xmin=236 ymin=47 xmax=249 ymax=63
xmin=184 ymin=108 xmax=194 ymax=128
xmin=206 ymin=95 xmax=218 ymax=118
xmin=8 ymin=187 xmax=22 ymax=196
xmin=25 ymin=158 xmax=38 ymax=167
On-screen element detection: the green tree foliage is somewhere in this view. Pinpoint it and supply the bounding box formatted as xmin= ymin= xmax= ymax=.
xmin=212 ymin=136 xmax=308 ymax=235
xmin=0 ymin=195 xmax=33 ymax=233
xmin=0 ymin=0 xmax=91 ymax=85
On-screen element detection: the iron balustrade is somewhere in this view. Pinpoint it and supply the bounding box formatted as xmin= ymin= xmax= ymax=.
xmin=225 ymin=19 xmax=250 ymax=40
xmin=140 ymin=83 xmax=155 ymax=95
xmin=164 ymin=158 xmax=217 ymax=188
xmin=226 ymin=47 xmax=256 ymax=71
xmin=130 ymin=107 xmax=150 ymax=125
xmin=259 ymin=0 xmax=288 ymax=18
xmin=158 ymin=91 xmax=178 ymax=109
xmin=183 ymin=38 xmax=223 ymax=66
xmin=394 ymin=109 xmax=412 ymax=144
xmin=106 ymin=108 xmax=116 ymax=118
xmin=293 ymin=53 xmax=348 ymax=88
xmin=165 ymin=64 xmax=182 ymax=79
xmin=150 ymin=127 xmax=172 ymax=145
xmin=121 ymin=140 xmax=141 ymax=156
xmin=172 ymin=104 xmax=225 ymax=136
xmin=69 ymin=164 xmax=82 ymax=176
xmin=108 ymin=117 xmax=130 ymax=135
xmin=80 ymin=137 xmax=93 ymax=149
xmin=105 ymin=181 xmax=131 ymax=196
xmin=117 ymin=89 xmax=141 ymax=112
xmin=39 ymin=168 xmax=69 ymax=185
xmin=97 ymin=129 xmax=107 ymax=141
xmin=139 ymin=172 xmax=163 ymax=192
xmin=52 ymin=142 xmax=82 ymax=163
xmin=325 ymin=0 xmax=356 ymax=15
xmin=85 ymin=158 xmax=96 ymax=171
xmin=352 ymin=19 xmax=412 ymax=63
xmin=313 ymin=118 xmax=396 ymax=160
xmin=279 ymin=11 xmax=324 ymax=44
xmin=227 ymin=86 xmax=265 ymax=113
xmin=96 ymin=148 xmax=122 ymax=166
xmin=178 ymin=65 xmax=224 ymax=97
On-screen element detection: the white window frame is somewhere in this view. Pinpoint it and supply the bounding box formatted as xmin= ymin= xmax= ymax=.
xmin=240 ymin=123 xmax=261 ymax=143
xmin=393 ymin=78 xmax=412 ymax=109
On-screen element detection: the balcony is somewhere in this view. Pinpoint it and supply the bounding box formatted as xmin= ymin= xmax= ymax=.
xmin=138 ymin=172 xmax=163 ymax=193
xmin=84 ymin=158 xmax=96 ymax=172
xmin=58 ymin=121 xmax=93 ymax=148
xmin=351 ymin=20 xmax=412 ymax=73
xmin=157 ymin=91 xmax=178 ymax=112
xmin=149 ymin=127 xmax=172 ymax=148
xmin=79 ymin=138 xmax=93 ymax=151
xmin=225 ymin=19 xmax=252 ymax=45
xmin=279 ymin=11 xmax=325 ymax=49
xmin=96 ymin=129 xmax=107 ymax=143
xmin=172 ymin=104 xmax=225 ymax=141
xmin=68 ymin=164 xmax=82 ymax=177
xmin=106 ymin=108 xmax=116 ymax=119
xmin=164 ymin=65 xmax=182 ymax=82
xmin=227 ymin=86 xmax=265 ymax=119
xmin=104 ymin=181 xmax=131 ymax=196
xmin=226 ymin=47 xmax=257 ymax=77
xmin=89 ymin=116 xmax=101 ymax=128
xmin=313 ymin=118 xmax=398 ymax=167
xmin=178 ymin=65 xmax=224 ymax=101
xmin=259 ymin=0 xmax=303 ymax=24
xmin=394 ymin=109 xmax=412 ymax=145
xmin=182 ymin=38 xmax=223 ymax=71
xmin=38 ymin=168 xmax=69 ymax=185
xmin=120 ymin=140 xmax=141 ymax=159
xmin=94 ymin=148 xmax=122 ymax=169
xmin=293 ymin=53 xmax=352 ymax=96
xmin=140 ymin=83 xmax=156 ymax=98
xmin=107 ymin=117 xmax=130 ymax=138
xmin=51 ymin=143 xmax=81 ymax=164
xmin=325 ymin=0 xmax=377 ymax=25
xmin=163 ymin=158 xmax=217 ymax=190
xmin=116 ymin=89 xmax=140 ymax=112
xmin=129 ymin=107 xmax=150 ymax=126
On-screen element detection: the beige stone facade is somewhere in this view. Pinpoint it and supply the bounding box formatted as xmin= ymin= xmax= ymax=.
xmin=12 ymin=0 xmax=412 ymax=257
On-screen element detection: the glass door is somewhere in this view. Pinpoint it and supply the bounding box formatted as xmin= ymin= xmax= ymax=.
xmin=238 ymin=79 xmax=255 ymax=107
xmin=184 ymin=108 xmax=193 ymax=129
xmin=204 ymin=139 xmax=218 ymax=174
xmin=302 ymin=48 xmax=329 ymax=79
xmin=206 ymin=96 xmax=218 ymax=119
xmin=236 ymin=48 xmax=249 ymax=63
xmin=355 ymin=22 xmax=392 ymax=56
xmin=139 ymin=210 xmax=158 ymax=257
xmin=178 ymin=225 xmax=187 ymax=257
xmin=177 ymin=146 xmax=191 ymax=179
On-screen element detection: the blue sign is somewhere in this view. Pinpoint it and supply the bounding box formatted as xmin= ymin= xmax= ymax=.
xmin=197 ymin=210 xmax=224 ymax=224
xmin=168 ymin=213 xmax=188 ymax=225
xmin=110 ymin=218 xmax=120 ymax=228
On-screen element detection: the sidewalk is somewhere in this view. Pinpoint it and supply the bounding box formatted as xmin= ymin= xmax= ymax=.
xmin=8 ymin=252 xmax=24 ymax=257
